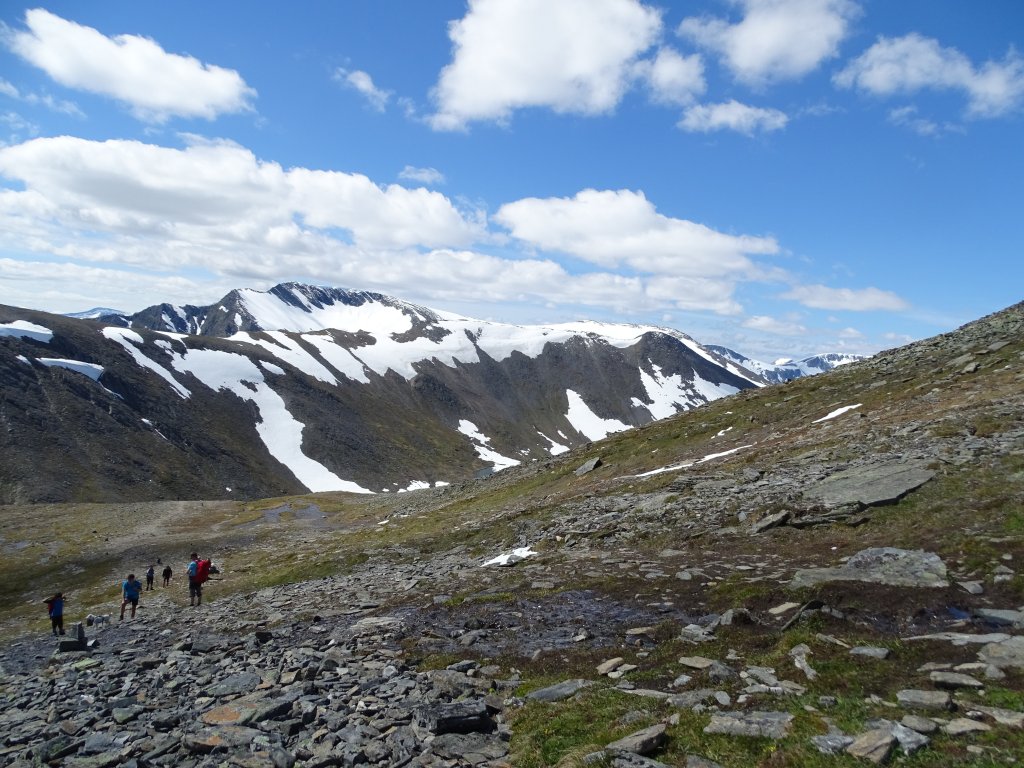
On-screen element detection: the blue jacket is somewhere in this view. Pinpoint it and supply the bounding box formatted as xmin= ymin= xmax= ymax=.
xmin=123 ymin=579 xmax=142 ymax=600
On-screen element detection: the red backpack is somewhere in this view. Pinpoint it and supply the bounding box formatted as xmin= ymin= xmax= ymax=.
xmin=196 ymin=559 xmax=212 ymax=584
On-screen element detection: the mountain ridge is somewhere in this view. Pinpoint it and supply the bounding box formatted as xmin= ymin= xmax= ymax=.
xmin=706 ymin=344 xmax=864 ymax=384
xmin=2 ymin=283 xmax=767 ymax=503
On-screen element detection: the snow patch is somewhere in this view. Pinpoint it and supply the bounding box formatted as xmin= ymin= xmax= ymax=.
xmin=103 ymin=327 xmax=191 ymax=399
xmin=537 ymin=430 xmax=570 ymax=456
xmin=0 ymin=320 xmax=52 ymax=343
xmin=260 ymin=361 xmax=286 ymax=375
xmin=813 ymin=404 xmax=862 ymax=423
xmin=618 ymin=364 xmax=742 ymax=426
xmin=302 ymin=333 xmax=372 ymax=383
xmin=37 ymin=358 xmax=104 ymax=380
xmin=240 ymin=288 xmax=414 ymax=335
xmin=564 ymin=390 xmax=630 ymax=441
xmin=457 ymin=419 xmax=521 ymax=470
xmin=398 ymin=480 xmax=431 ymax=493
xmin=231 ymin=332 xmax=337 ymax=384
xmin=168 ymin=346 xmax=372 ymax=494
xmin=628 ymin=444 xmax=754 ymax=479
xmin=483 ymin=547 xmax=538 ymax=567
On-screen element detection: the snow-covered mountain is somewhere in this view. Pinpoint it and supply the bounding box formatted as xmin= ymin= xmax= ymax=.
xmin=0 ymin=284 xmax=769 ymax=503
xmin=705 ymin=345 xmax=865 ymax=385
xmin=65 ymin=307 xmax=126 ymax=321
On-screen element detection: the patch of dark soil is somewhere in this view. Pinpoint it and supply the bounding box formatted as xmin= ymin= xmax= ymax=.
xmin=396 ymin=589 xmax=699 ymax=659
xmin=761 ymin=582 xmax=998 ymax=637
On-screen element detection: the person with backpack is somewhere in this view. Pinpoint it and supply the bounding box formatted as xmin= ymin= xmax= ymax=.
xmin=162 ymin=564 xmax=173 ymax=587
xmin=145 ymin=565 xmax=155 ymax=591
xmin=120 ymin=574 xmax=143 ymax=620
xmin=187 ymin=552 xmax=212 ymax=606
xmin=44 ymin=592 xmax=65 ymax=636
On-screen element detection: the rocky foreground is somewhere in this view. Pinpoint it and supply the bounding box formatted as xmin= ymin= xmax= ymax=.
xmin=2 ymin=534 xmax=1024 ymax=767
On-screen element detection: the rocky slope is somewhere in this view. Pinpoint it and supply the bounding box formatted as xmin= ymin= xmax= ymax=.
xmin=0 ymin=300 xmax=1022 ymax=766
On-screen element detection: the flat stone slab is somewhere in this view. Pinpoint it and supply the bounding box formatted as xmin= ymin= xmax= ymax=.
xmin=791 ymin=547 xmax=948 ymax=589
xmin=605 ymin=724 xmax=667 ymax=756
xmin=942 ymin=718 xmax=991 ymax=736
xmin=804 ymin=460 xmax=935 ymax=508
xmin=416 ymin=700 xmax=494 ymax=735
xmin=811 ymin=729 xmax=854 ymax=755
xmin=963 ymin=702 xmax=1024 ymax=728
xmin=974 ymin=608 xmax=1024 ymax=628
xmin=845 ymin=728 xmax=895 ymax=764
xmin=526 ymin=679 xmax=594 ymax=702
xmin=979 ymin=635 xmax=1024 ymax=670
xmin=896 ymin=689 xmax=951 ymax=711
xmin=678 ymin=656 xmax=715 ymax=669
xmin=703 ymin=711 xmax=793 ymax=739
xmin=183 ymin=726 xmax=264 ymax=754
xmin=907 ymin=632 xmax=1010 ymax=645
xmin=901 ymin=715 xmax=938 ymax=734
xmin=598 ymin=657 xmax=626 ymax=675
xmin=206 ymin=672 xmax=261 ymax=697
xmin=850 ymin=646 xmax=890 ymax=659
xmin=929 ymin=671 xmax=983 ymax=690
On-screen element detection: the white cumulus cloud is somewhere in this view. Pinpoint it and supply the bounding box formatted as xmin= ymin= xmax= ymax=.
xmin=6 ymin=9 xmax=255 ymax=122
xmin=399 ymin=166 xmax=446 ymax=185
xmin=742 ymin=315 xmax=808 ymax=335
xmin=679 ymin=100 xmax=788 ymax=135
xmin=679 ymin=0 xmax=860 ymax=85
xmin=887 ymin=105 xmax=960 ymax=137
xmin=782 ymin=284 xmax=908 ymax=311
xmin=636 ymin=47 xmax=706 ymax=105
xmin=835 ymin=33 xmax=1024 ymax=118
xmin=495 ymin=188 xmax=778 ymax=278
xmin=334 ymin=68 xmax=391 ymax=111
xmin=429 ymin=0 xmax=662 ymax=130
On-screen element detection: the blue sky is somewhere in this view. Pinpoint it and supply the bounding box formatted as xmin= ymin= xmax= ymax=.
xmin=0 ymin=1 xmax=1021 ymax=361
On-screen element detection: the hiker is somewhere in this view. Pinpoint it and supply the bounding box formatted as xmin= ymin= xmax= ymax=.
xmin=145 ymin=565 xmax=155 ymax=591
xmin=162 ymin=564 xmax=173 ymax=587
xmin=44 ymin=592 xmax=65 ymax=636
xmin=120 ymin=573 xmax=143 ymax=620
xmin=187 ymin=552 xmax=212 ymax=606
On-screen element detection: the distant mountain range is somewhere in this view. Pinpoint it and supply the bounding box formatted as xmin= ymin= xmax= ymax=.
xmin=705 ymin=345 xmax=864 ymax=384
xmin=0 ymin=283 xmax=859 ymax=504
